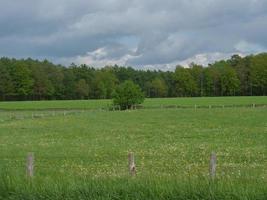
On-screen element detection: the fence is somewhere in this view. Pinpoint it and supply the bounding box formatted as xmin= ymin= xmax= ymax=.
xmin=5 ymin=152 xmax=217 ymax=179
xmin=0 ymin=103 xmax=266 ymax=123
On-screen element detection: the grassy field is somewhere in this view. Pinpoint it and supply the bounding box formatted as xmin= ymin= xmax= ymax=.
xmin=0 ymin=97 xmax=267 ymax=199
xmin=0 ymin=96 xmax=266 ymax=110
xmin=0 ymin=99 xmax=111 ymax=110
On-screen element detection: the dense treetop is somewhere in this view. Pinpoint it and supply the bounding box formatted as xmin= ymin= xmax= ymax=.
xmin=0 ymin=53 xmax=266 ymax=101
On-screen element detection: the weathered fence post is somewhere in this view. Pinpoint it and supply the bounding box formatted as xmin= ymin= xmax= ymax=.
xmin=195 ymin=104 xmax=197 ymax=110
xmin=253 ymin=103 xmax=255 ymax=108
xmin=128 ymin=152 xmax=136 ymax=176
xmin=209 ymin=105 xmax=212 ymax=109
xmin=209 ymin=152 xmax=216 ymax=180
xmin=26 ymin=152 xmax=34 ymax=178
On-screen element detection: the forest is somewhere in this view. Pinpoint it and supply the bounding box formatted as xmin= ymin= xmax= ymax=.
xmin=0 ymin=53 xmax=266 ymax=101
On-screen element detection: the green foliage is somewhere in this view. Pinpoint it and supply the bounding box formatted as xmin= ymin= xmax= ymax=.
xmin=32 ymin=65 xmax=55 ymax=100
xmin=92 ymin=69 xmax=118 ymax=99
xmin=113 ymin=80 xmax=144 ymax=110
xmin=0 ymin=64 xmax=14 ymax=99
xmin=174 ymin=66 xmax=197 ymax=96
xmin=0 ymin=53 xmax=267 ymax=101
xmin=189 ymin=63 xmax=204 ymax=96
xmin=250 ymin=53 xmax=267 ymax=95
xmin=212 ymin=61 xmax=240 ymax=96
xmin=220 ymin=65 xmax=240 ymax=96
xmin=11 ymin=62 xmax=34 ymax=98
xmin=75 ymin=79 xmax=89 ymax=99
xmin=147 ymin=77 xmax=168 ymax=97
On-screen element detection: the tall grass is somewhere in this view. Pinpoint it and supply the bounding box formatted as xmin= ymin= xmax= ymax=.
xmin=0 ymin=169 xmax=266 ymax=200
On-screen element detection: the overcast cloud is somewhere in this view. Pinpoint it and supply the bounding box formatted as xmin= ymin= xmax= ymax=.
xmin=0 ymin=0 xmax=267 ymax=70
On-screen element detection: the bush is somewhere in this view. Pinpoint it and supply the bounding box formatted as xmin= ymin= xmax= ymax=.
xmin=113 ymin=80 xmax=144 ymax=110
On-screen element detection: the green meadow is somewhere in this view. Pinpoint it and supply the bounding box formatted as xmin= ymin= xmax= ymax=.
xmin=0 ymin=96 xmax=266 ymax=110
xmin=0 ymin=97 xmax=266 ymax=199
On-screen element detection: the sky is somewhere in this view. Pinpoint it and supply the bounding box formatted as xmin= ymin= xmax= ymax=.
xmin=0 ymin=0 xmax=267 ymax=70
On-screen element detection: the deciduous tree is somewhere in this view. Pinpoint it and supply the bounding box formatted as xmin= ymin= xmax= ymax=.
xmin=113 ymin=80 xmax=144 ymax=110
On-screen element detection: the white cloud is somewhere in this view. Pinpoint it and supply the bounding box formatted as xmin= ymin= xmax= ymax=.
xmin=0 ymin=0 xmax=267 ymax=69
xmin=57 ymin=47 xmax=139 ymax=68
xmin=235 ymin=40 xmax=266 ymax=53
xmin=177 ymin=52 xmax=243 ymax=67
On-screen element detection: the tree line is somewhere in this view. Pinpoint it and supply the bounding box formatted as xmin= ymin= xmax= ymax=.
xmin=0 ymin=53 xmax=266 ymax=101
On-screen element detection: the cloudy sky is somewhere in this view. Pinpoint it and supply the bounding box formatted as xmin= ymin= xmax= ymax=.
xmin=0 ymin=0 xmax=267 ymax=70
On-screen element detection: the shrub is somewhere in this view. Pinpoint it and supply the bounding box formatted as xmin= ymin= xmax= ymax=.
xmin=113 ymin=80 xmax=144 ymax=110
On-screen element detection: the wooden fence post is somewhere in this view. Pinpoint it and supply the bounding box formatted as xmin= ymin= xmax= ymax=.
xmin=26 ymin=152 xmax=34 ymax=178
xmin=195 ymin=104 xmax=197 ymax=110
xmin=209 ymin=152 xmax=216 ymax=180
xmin=128 ymin=152 xmax=136 ymax=176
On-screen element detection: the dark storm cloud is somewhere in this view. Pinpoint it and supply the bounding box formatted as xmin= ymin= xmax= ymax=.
xmin=0 ymin=0 xmax=267 ymax=69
